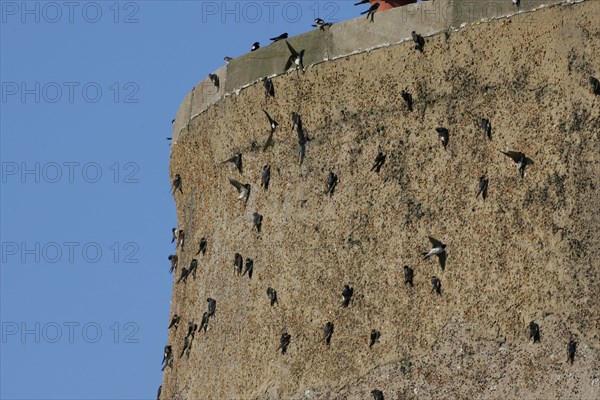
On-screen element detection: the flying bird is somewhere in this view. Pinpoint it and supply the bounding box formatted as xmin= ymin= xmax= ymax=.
xmin=267 ymin=287 xmax=278 ymax=306
xmin=369 ymin=329 xmax=381 ymax=348
xmin=480 ymin=118 xmax=492 ymax=139
xmin=412 ymin=31 xmax=425 ymax=52
xmin=221 ymin=152 xmax=242 ymax=174
xmin=326 ymin=172 xmax=338 ymax=197
xmin=207 ymin=298 xmax=217 ymax=318
xmin=234 ymin=253 xmax=243 ymax=276
xmin=371 ymin=152 xmax=386 ymax=173
xmin=168 ymin=315 xmax=181 ymax=330
xmin=228 ymin=178 xmax=251 ymax=203
xmin=567 ymin=339 xmax=577 ymax=364
xmin=423 ymin=236 xmax=447 ymax=270
xmin=341 ymin=284 xmax=354 ymax=308
xmin=371 ymin=389 xmax=385 ymax=400
xmin=196 ymin=238 xmax=207 ymax=255
xmin=253 ymin=212 xmax=263 ymax=233
xmin=262 ymin=77 xmax=275 ymax=97
xmin=324 ymin=322 xmax=334 ymax=346
xmin=172 ymin=174 xmax=183 ymax=194
xmin=590 ymin=76 xmax=600 ymax=95
xmin=251 ymin=42 xmax=260 ymax=51
xmin=284 ymin=41 xmax=305 ymax=72
xmin=361 ymin=3 xmax=379 ymax=23
xmin=168 ymin=254 xmax=178 ymax=274
xmin=500 ymin=150 xmax=533 ymax=178
xmin=243 ymin=258 xmax=254 ymax=279
xmin=401 ymin=90 xmax=413 ymax=112
xmin=436 ymin=127 xmax=449 ymax=149
xmin=477 ymin=176 xmax=489 ymax=200
xmin=431 ymin=276 xmax=442 ymax=295
xmin=261 ymin=165 xmax=271 ymax=190
xmin=208 ymin=73 xmax=219 ymax=89
xmin=354 ymin=0 xmax=370 ymax=5
xmin=403 ymin=265 xmax=414 ymax=287
xmin=270 ymin=32 xmax=288 ymax=42
xmin=279 ymin=332 xmax=291 ymax=354
xmin=312 ymin=18 xmax=332 ymax=30
xmin=529 ymin=321 xmax=540 ymax=343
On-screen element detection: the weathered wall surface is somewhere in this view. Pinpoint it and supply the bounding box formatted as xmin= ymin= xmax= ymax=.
xmin=164 ymin=1 xmax=599 ymax=399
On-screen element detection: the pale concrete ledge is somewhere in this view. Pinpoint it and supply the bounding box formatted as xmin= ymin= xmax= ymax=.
xmin=171 ymin=0 xmax=583 ymax=144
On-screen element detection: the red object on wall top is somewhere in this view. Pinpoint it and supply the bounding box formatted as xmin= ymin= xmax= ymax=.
xmin=370 ymin=0 xmax=417 ymax=11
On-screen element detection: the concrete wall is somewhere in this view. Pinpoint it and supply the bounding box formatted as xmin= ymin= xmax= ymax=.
xmin=164 ymin=1 xmax=599 ymax=399
xmin=172 ymin=0 xmax=577 ymax=143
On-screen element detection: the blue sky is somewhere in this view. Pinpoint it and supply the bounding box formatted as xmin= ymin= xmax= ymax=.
xmin=0 ymin=1 xmax=385 ymax=399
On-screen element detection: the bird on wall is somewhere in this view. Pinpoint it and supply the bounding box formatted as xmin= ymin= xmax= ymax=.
xmin=436 ymin=127 xmax=449 ymax=149
xmin=371 ymin=152 xmax=386 ymax=173
xmin=326 ymin=172 xmax=338 ymax=197
xmin=228 ymin=178 xmax=251 ymax=203
xmin=234 ymin=253 xmax=243 ymax=276
xmin=476 ymin=176 xmax=489 ymax=200
xmin=168 ymin=255 xmax=178 ymax=274
xmin=529 ymin=321 xmax=541 ymax=343
xmin=412 ymin=31 xmax=425 ymax=52
xmin=221 ymin=152 xmax=242 ymax=174
xmin=312 ymin=18 xmax=332 ymax=30
xmin=263 ymin=111 xmax=278 ymax=150
xmin=500 ymin=150 xmax=533 ymax=178
xmin=270 ymin=33 xmax=288 ymax=42
xmin=401 ymin=90 xmax=413 ymax=112
xmin=361 ymin=3 xmax=380 ymax=23
xmin=253 ymin=212 xmax=263 ymax=233
xmin=341 ymin=285 xmax=354 ymax=307
xmin=171 ymin=174 xmax=183 ymax=195
xmin=403 ymin=266 xmax=414 ymax=287
xmin=267 ymin=287 xmax=278 ymax=306
xmin=431 ymin=276 xmax=442 ymax=295
xmin=251 ymin=42 xmax=260 ymax=51
xmin=369 ymin=329 xmax=381 ymax=348
xmin=423 ymin=237 xmax=447 ymax=270
xmin=208 ymin=73 xmax=219 ymax=89
xmin=480 ymin=118 xmax=492 ymax=139
xmin=263 ymin=78 xmax=275 ymax=97
xmin=567 ymin=339 xmax=577 ymax=364
xmin=284 ymin=41 xmax=305 ymax=72
xmin=323 ymin=322 xmax=334 ymax=346
xmin=279 ymin=332 xmax=291 ymax=354
xmin=261 ymin=165 xmax=271 ymax=190
xmin=196 ymin=238 xmax=207 ymax=255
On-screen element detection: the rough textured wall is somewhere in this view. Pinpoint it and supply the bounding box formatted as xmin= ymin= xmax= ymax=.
xmin=164 ymin=2 xmax=600 ymax=399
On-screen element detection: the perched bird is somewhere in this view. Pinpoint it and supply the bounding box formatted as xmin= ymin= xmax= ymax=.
xmin=324 ymin=322 xmax=334 ymax=346
xmin=234 ymin=253 xmax=243 ymax=276
xmin=371 ymin=152 xmax=386 ymax=173
xmin=371 ymin=389 xmax=385 ymax=400
xmin=251 ymin=42 xmax=260 ymax=51
xmin=224 ymin=56 xmax=233 ymax=64
xmin=196 ymin=238 xmax=207 ymax=255
xmin=423 ymin=237 xmax=447 ymax=270
xmin=221 ymin=152 xmax=242 ymax=174
xmin=361 ymin=3 xmax=380 ymax=23
xmin=263 ymin=78 xmax=275 ymax=97
xmin=436 ymin=127 xmax=449 ymax=149
xmin=529 ymin=321 xmax=540 ymax=343
xmin=186 ymin=321 xmax=197 ymax=339
xmin=228 ymin=178 xmax=251 ymax=203
xmin=512 ymin=0 xmax=520 ymax=8
xmin=480 ymin=118 xmax=492 ymax=140
xmin=207 ymin=298 xmax=217 ymax=318
xmin=590 ymin=76 xmax=600 ymax=95
xmin=179 ymin=336 xmax=191 ymax=358
xmin=284 ymin=41 xmax=305 ymax=72
xmin=267 ymin=287 xmax=278 ymax=306
xmin=208 ymin=73 xmax=219 ymax=89
xmin=477 ymin=176 xmax=489 ymax=200
xmin=326 ymin=172 xmax=338 ymax=197
xmin=500 ymin=151 xmax=533 ymax=178
xmin=157 ymin=385 xmax=162 ymax=400
xmin=341 ymin=284 xmax=354 ymax=308
xmin=401 ymin=90 xmax=413 ymax=112
xmin=243 ymin=258 xmax=254 ymax=279
xmin=199 ymin=312 xmax=209 ymax=333
xmin=253 ymin=212 xmax=263 ymax=233
xmin=369 ymin=329 xmax=381 ymax=348
xmin=403 ymin=265 xmax=414 ymax=287
xmin=177 ymin=230 xmax=185 ymax=251
xmin=263 ymin=111 xmax=278 ymax=150
xmin=431 ymin=276 xmax=442 ymax=295
xmin=171 ymin=228 xmax=177 ymax=243
xmin=567 ymin=339 xmax=577 ymax=364
xmin=261 ymin=165 xmax=271 ymax=190
xmin=412 ymin=31 xmax=425 ymax=52
xmin=168 ymin=314 xmax=181 ymax=330
xmin=161 ymin=345 xmax=173 ymax=371
xmin=279 ymin=332 xmax=291 ymax=354
xmin=270 ymin=32 xmax=288 ymax=42
xmin=172 ymin=174 xmax=183 ymax=194
xmin=354 ymin=0 xmax=370 ymax=5
xmin=177 ymin=267 xmax=190 ymax=284
xmin=168 ymin=254 xmax=178 ymax=274
xmin=292 ymin=112 xmax=309 ymax=165
xmin=312 ymin=18 xmax=332 ymax=30
xmin=188 ymin=259 xmax=198 ymax=279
